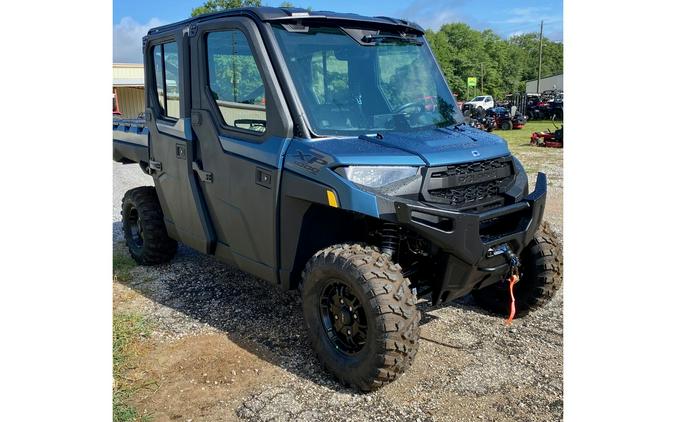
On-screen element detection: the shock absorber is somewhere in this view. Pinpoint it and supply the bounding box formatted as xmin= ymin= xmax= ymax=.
xmin=380 ymin=222 xmax=400 ymax=258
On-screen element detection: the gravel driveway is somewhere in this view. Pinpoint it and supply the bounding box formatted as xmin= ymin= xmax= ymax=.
xmin=113 ymin=160 xmax=563 ymax=422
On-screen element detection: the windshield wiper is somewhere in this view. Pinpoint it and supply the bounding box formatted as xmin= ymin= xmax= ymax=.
xmin=358 ymin=133 xmax=384 ymax=141
xmin=361 ymin=34 xmax=422 ymax=45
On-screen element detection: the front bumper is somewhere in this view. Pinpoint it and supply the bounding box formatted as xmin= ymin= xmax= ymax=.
xmin=393 ymin=172 xmax=547 ymax=304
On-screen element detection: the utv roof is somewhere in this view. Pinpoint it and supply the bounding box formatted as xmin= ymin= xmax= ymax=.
xmin=147 ymin=6 xmax=424 ymax=36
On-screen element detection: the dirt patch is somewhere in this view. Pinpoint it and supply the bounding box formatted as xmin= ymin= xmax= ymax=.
xmin=129 ymin=334 xmax=286 ymax=421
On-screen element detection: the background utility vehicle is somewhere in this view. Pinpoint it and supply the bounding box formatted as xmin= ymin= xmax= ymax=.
xmin=463 ymin=95 xmax=495 ymax=111
xmin=113 ymin=7 xmax=562 ymax=391
xmin=487 ymin=106 xmax=527 ymax=130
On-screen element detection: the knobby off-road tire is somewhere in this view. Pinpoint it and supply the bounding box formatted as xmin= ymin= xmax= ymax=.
xmin=121 ymin=186 xmax=177 ymax=265
xmin=473 ymin=223 xmax=562 ymax=317
xmin=301 ymin=244 xmax=420 ymax=391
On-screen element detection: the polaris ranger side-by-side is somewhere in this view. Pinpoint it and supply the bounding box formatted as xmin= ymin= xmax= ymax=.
xmin=113 ymin=7 xmax=562 ymax=391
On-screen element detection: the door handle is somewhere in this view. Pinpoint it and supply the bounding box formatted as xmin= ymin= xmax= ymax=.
xmin=176 ymin=144 xmax=186 ymax=160
xmin=255 ymin=168 xmax=272 ymax=188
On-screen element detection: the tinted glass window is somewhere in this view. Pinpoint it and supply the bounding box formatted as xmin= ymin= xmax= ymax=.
xmin=163 ymin=43 xmax=180 ymax=119
xmin=377 ymin=45 xmax=438 ymax=110
xmin=152 ymin=42 xmax=180 ymax=119
xmin=310 ymin=50 xmax=349 ymax=105
xmin=152 ymin=46 xmax=165 ymax=115
xmin=272 ymin=24 xmax=463 ymax=136
xmin=207 ymin=30 xmax=266 ymax=133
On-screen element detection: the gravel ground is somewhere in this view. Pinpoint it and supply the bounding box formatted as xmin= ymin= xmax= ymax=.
xmin=113 ymin=159 xmax=563 ymax=422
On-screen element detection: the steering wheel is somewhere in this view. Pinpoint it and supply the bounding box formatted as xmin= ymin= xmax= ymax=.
xmin=393 ymin=99 xmax=426 ymax=114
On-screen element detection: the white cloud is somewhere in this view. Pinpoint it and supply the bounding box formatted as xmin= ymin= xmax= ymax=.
xmin=113 ymin=17 xmax=164 ymax=63
xmin=395 ymin=0 xmax=465 ymax=31
xmin=492 ymin=7 xmax=561 ymax=26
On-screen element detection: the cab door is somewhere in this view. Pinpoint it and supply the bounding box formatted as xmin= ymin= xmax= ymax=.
xmin=145 ymin=33 xmax=214 ymax=253
xmin=188 ymin=17 xmax=294 ymax=282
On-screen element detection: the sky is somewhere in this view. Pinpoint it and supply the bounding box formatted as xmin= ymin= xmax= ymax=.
xmin=113 ymin=0 xmax=563 ymax=63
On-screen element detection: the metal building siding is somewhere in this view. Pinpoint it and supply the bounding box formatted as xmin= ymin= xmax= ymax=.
xmin=113 ymin=64 xmax=144 ymax=81
xmin=115 ymin=87 xmax=145 ymax=118
xmin=525 ymin=74 xmax=563 ymax=93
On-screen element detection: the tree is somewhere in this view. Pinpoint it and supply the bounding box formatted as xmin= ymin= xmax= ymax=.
xmin=191 ymin=0 xmax=262 ymax=17
xmin=426 ymin=23 xmax=563 ymax=100
xmin=279 ymin=1 xmax=294 ymax=7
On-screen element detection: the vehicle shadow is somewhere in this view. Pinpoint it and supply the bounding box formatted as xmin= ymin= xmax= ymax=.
xmin=112 ymin=221 xmax=492 ymax=392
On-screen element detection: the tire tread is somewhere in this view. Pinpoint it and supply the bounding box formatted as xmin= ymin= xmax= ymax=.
xmin=301 ymin=244 xmax=420 ymax=391
xmin=121 ymin=186 xmax=177 ymax=265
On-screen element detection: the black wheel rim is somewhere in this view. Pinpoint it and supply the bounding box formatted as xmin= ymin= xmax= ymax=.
xmin=127 ymin=207 xmax=143 ymax=248
xmin=319 ymin=280 xmax=368 ymax=355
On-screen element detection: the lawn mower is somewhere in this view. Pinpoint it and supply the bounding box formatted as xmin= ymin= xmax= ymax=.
xmin=487 ymin=106 xmax=527 ymax=130
xmin=464 ymin=108 xmax=496 ymax=132
xmin=531 ymin=120 xmax=563 ymax=148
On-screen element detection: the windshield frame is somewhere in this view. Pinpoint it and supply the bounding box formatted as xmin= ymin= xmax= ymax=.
xmin=269 ymin=22 xmax=465 ymax=138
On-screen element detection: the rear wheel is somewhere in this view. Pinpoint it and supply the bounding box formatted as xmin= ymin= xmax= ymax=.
xmin=501 ymin=120 xmax=513 ymax=130
xmin=121 ymin=186 xmax=177 ymax=265
xmin=301 ymin=244 xmax=420 ymax=391
xmin=473 ymin=223 xmax=562 ymax=317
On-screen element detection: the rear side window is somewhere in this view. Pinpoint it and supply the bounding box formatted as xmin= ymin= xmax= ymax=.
xmin=151 ymin=42 xmax=180 ymax=119
xmin=206 ymin=30 xmax=266 ymax=133
xmin=310 ymin=50 xmax=349 ymax=105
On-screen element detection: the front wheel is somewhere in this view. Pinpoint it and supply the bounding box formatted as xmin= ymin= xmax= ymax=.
xmin=301 ymin=244 xmax=420 ymax=391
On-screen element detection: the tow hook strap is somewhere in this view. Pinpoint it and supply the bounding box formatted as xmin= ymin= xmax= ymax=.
xmin=506 ymin=273 xmax=520 ymax=325
xmin=505 ymin=249 xmax=521 ymax=326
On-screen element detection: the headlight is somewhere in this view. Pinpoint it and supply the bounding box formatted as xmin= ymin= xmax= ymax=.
xmin=337 ymin=166 xmax=419 ymax=188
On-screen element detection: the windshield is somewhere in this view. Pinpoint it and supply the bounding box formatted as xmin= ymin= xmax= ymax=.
xmin=271 ymin=24 xmax=463 ymax=136
xmin=470 ymin=96 xmax=486 ymax=102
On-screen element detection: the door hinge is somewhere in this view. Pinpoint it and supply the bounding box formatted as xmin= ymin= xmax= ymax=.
xmin=192 ymin=162 xmax=213 ymax=183
xmin=148 ymin=160 xmax=162 ymax=172
xmin=183 ymin=23 xmax=198 ymax=37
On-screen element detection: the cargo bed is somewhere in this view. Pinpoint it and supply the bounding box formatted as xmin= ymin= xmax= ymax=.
xmin=113 ymin=118 xmax=149 ymax=164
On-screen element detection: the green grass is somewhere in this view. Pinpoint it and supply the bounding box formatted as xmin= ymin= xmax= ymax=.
xmin=495 ymin=120 xmax=562 ymax=152
xmin=113 ymin=252 xmax=137 ymax=283
xmin=491 ymin=120 xmax=564 ymax=178
xmin=113 ymin=313 xmax=152 ymax=422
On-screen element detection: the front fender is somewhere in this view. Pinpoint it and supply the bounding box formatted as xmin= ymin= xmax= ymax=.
xmin=283 ymin=141 xmax=394 ymax=218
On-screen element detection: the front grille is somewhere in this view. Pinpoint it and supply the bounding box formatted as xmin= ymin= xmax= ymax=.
xmin=431 ymin=157 xmax=510 ymax=177
xmin=429 ymin=180 xmax=501 ymax=205
xmin=422 ymin=157 xmax=515 ymax=210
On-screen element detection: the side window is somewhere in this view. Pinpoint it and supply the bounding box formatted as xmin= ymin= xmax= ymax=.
xmin=152 ymin=46 xmax=165 ymax=115
xmin=310 ymin=51 xmax=349 ymax=105
xmin=151 ymin=41 xmax=180 ymax=119
xmin=207 ymin=30 xmax=266 ymax=133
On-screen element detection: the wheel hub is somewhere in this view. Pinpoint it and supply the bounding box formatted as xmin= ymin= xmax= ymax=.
xmin=127 ymin=207 xmax=144 ymax=247
xmin=320 ymin=281 xmax=368 ymax=354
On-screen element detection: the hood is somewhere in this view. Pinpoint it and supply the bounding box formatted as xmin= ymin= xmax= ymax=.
xmin=291 ymin=126 xmax=510 ymax=170
xmin=359 ymin=126 xmax=510 ymax=166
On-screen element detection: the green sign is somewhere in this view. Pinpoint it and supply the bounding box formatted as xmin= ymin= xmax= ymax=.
xmin=467 ymin=77 xmax=477 ymax=87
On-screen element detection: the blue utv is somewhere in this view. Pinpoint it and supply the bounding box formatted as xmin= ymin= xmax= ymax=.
xmin=113 ymin=7 xmax=562 ymax=391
